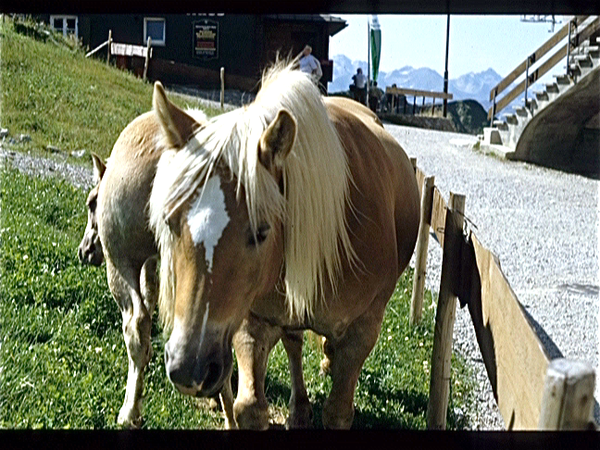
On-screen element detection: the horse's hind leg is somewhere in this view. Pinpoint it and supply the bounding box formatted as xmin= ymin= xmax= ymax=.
xmin=232 ymin=314 xmax=282 ymax=429
xmin=106 ymin=257 xmax=158 ymax=428
xmin=281 ymin=330 xmax=313 ymax=429
xmin=321 ymin=303 xmax=387 ymax=429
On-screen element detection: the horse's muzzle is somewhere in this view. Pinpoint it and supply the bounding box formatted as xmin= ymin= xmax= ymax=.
xmin=78 ymin=237 xmax=104 ymax=266
xmin=164 ymin=341 xmax=232 ymax=398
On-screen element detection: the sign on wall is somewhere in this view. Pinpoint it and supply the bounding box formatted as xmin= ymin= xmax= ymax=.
xmin=193 ymin=20 xmax=219 ymax=60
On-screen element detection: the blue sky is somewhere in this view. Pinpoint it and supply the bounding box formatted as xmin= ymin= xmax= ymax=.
xmin=329 ymin=15 xmax=568 ymax=79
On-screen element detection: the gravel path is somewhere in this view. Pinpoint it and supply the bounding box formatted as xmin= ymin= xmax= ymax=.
xmin=2 ymin=116 xmax=597 ymax=430
xmin=385 ymin=123 xmax=599 ymax=429
xmin=0 ymin=147 xmax=94 ymax=191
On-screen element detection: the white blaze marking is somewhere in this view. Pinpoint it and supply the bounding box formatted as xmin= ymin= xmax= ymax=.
xmin=187 ymin=175 xmax=229 ymax=272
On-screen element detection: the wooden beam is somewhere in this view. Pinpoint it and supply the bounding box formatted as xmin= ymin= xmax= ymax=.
xmin=107 ymin=29 xmax=112 ymax=65
xmin=488 ymin=42 xmax=568 ymax=120
xmin=415 ymin=167 xmax=425 ymax=199
xmin=430 ymin=187 xmax=447 ymax=246
xmin=410 ymin=175 xmax=435 ymax=326
xmin=467 ymin=233 xmax=550 ymax=429
xmin=427 ymin=193 xmax=465 ymax=430
xmin=386 ymin=86 xmax=453 ymax=100
xmin=143 ymin=37 xmax=151 ymax=81
xmin=538 ymin=359 xmax=596 ymax=430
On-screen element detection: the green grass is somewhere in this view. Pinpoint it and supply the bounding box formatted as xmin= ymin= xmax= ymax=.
xmin=1 ymin=17 xmax=220 ymax=162
xmin=0 ymin=16 xmax=475 ymax=430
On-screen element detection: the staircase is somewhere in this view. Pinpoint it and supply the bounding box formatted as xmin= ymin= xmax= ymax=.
xmin=481 ymin=16 xmax=600 ymax=178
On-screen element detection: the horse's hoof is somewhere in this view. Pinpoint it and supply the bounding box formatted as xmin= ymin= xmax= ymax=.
xmin=286 ymin=404 xmax=313 ymax=429
xmin=117 ymin=408 xmax=143 ymax=429
xmin=322 ymin=402 xmax=354 ymax=429
xmin=233 ymin=400 xmax=270 ymax=430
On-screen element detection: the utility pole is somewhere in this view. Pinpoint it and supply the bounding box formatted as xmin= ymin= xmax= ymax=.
xmin=442 ymin=14 xmax=450 ymax=118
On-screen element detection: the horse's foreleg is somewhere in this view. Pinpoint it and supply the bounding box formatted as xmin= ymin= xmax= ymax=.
xmin=321 ymin=305 xmax=386 ymax=429
xmin=219 ymin=363 xmax=237 ymax=429
xmin=232 ymin=314 xmax=282 ymax=429
xmin=107 ymin=258 xmax=157 ymax=428
xmin=281 ymin=330 xmax=313 ymax=429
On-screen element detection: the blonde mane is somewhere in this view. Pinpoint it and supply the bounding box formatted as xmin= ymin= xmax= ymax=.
xmin=149 ymin=62 xmax=355 ymax=327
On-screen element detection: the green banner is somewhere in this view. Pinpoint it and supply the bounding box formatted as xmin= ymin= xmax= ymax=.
xmin=370 ymin=16 xmax=381 ymax=82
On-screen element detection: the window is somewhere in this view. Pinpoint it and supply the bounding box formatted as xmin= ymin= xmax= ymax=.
xmin=144 ymin=17 xmax=166 ymax=46
xmin=50 ymin=15 xmax=78 ymax=36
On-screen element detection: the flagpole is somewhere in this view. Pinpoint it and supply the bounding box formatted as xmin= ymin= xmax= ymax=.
xmin=367 ymin=18 xmax=371 ymax=107
xmin=443 ymin=14 xmax=450 ymax=118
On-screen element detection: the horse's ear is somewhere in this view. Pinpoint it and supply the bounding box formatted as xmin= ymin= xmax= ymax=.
xmin=258 ymin=109 xmax=297 ymax=172
xmin=153 ymin=81 xmax=200 ymax=149
xmin=91 ymin=152 xmax=106 ymax=184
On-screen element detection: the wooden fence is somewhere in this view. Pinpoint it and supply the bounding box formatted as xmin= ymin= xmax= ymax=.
xmin=408 ymin=159 xmax=597 ymax=430
xmin=85 ymin=30 xmax=153 ymax=81
xmin=386 ymin=86 xmax=453 ymax=116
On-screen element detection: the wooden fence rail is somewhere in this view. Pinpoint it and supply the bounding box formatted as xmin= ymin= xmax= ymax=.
xmin=86 ymin=30 xmax=153 ymax=81
xmin=386 ymin=86 xmax=453 ymax=116
xmin=409 ymin=160 xmax=596 ymax=430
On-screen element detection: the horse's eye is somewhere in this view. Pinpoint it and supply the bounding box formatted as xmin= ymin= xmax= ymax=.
xmin=248 ymin=224 xmax=270 ymax=247
xmin=87 ymin=197 xmax=97 ymax=212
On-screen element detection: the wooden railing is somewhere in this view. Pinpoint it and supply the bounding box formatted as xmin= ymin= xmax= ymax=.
xmin=408 ymin=159 xmax=597 ymax=430
xmin=386 ymin=86 xmax=453 ymax=116
xmin=488 ymin=15 xmax=599 ymax=121
xmin=85 ymin=30 xmax=153 ymax=81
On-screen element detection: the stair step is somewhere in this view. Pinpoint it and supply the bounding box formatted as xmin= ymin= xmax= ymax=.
xmin=493 ymin=120 xmax=509 ymax=130
xmin=514 ymin=106 xmax=529 ymax=117
xmin=569 ymin=64 xmax=582 ymax=76
xmin=574 ymin=54 xmax=593 ymax=67
xmin=545 ymin=82 xmax=559 ymax=93
xmin=535 ymin=91 xmax=549 ymax=101
xmin=554 ymin=74 xmax=571 ymax=85
xmin=503 ymin=114 xmax=518 ymax=125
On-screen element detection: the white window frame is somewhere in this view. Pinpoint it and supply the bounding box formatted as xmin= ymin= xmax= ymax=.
xmin=144 ymin=17 xmax=166 ymax=47
xmin=49 ymin=15 xmax=78 ymax=37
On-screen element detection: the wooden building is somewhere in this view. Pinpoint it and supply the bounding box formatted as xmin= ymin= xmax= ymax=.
xmin=44 ymin=14 xmax=346 ymax=91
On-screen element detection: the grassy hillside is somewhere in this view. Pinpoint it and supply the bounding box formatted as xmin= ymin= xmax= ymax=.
xmin=0 ymin=16 xmax=475 ymax=430
xmin=1 ymin=17 xmax=218 ymax=161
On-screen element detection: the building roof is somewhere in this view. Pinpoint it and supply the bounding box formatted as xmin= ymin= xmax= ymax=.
xmin=264 ymin=14 xmax=347 ymax=37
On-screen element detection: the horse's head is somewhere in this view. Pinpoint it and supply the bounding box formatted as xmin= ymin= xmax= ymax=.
xmin=78 ymin=154 xmax=106 ymax=267
xmin=150 ymin=82 xmax=296 ymax=397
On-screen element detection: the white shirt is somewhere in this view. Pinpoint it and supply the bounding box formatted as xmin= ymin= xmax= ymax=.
xmin=299 ymin=54 xmax=323 ymax=80
xmin=353 ymin=72 xmax=367 ymax=89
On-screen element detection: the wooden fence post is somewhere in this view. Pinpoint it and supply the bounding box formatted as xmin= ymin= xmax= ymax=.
xmin=538 ymin=358 xmax=596 ymax=430
xmin=106 ymin=29 xmax=112 ymax=65
xmin=220 ymin=67 xmax=225 ymax=110
xmin=410 ymin=176 xmax=435 ymax=326
xmin=409 ymin=157 xmax=417 ymax=172
xmin=143 ymin=37 xmax=151 ymax=81
xmin=426 ymin=192 xmax=465 ymax=430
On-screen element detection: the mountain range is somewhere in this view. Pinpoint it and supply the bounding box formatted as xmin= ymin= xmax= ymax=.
xmin=329 ymin=54 xmax=542 ymax=112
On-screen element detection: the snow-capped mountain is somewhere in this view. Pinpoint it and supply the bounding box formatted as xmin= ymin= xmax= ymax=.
xmin=329 ymin=55 xmax=541 ymax=112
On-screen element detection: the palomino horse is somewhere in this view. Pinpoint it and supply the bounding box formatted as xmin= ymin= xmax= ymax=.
xmin=78 ymin=96 xmax=312 ymax=429
xmin=77 ymin=106 xmax=242 ymax=428
xmin=149 ymin=62 xmax=420 ymax=429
